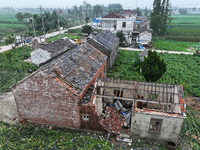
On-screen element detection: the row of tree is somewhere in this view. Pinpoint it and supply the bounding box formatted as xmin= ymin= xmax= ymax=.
xmin=150 ymin=0 xmax=172 ymax=36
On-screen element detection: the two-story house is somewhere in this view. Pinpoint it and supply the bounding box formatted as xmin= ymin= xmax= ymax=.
xmin=96 ymin=12 xmax=136 ymax=45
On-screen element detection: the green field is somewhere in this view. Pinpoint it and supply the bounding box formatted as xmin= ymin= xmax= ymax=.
xmin=0 ymin=11 xmax=25 ymax=37
xmin=0 ymin=46 xmax=37 ymax=92
xmin=166 ymin=14 xmax=200 ymax=42
xmin=153 ymin=14 xmax=200 ymax=51
xmin=107 ymin=50 xmax=200 ymax=97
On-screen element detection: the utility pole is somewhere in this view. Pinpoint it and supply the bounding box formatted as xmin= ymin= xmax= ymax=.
xmin=56 ymin=11 xmax=61 ymax=38
xmin=40 ymin=6 xmax=46 ymax=41
xmin=30 ymin=17 xmax=36 ymax=37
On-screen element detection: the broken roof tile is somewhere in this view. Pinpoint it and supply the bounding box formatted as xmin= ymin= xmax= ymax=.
xmin=41 ymin=43 xmax=106 ymax=94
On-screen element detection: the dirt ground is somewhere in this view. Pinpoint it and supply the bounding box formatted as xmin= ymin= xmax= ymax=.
xmin=185 ymin=97 xmax=200 ymax=111
xmin=0 ymin=91 xmax=19 ymax=124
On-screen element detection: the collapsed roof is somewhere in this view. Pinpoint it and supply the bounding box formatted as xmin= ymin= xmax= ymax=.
xmin=41 ymin=43 xmax=107 ymax=95
xmin=40 ymin=38 xmax=77 ymax=55
xmin=93 ymin=78 xmax=185 ymax=117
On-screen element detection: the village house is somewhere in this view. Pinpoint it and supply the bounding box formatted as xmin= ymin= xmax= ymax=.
xmin=87 ymin=30 xmax=119 ymax=69
xmin=31 ymin=38 xmax=77 ymax=66
xmin=96 ymin=12 xmax=136 ymax=45
xmin=119 ymin=9 xmax=137 ymax=19
xmin=92 ymin=78 xmax=186 ymax=142
xmin=11 ymin=43 xmax=107 ymax=129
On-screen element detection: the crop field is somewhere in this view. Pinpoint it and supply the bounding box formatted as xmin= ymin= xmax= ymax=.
xmin=166 ymin=14 xmax=200 ymax=42
xmin=0 ymin=46 xmax=37 ymax=92
xmin=152 ymin=39 xmax=198 ymax=51
xmin=0 ymin=11 xmax=25 ymax=36
xmin=107 ymin=50 xmax=200 ymax=97
xmin=153 ymin=14 xmax=200 ymax=51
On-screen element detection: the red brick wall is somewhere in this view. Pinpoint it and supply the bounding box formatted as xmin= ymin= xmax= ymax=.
xmin=12 ymin=70 xmax=80 ymax=128
xmin=80 ymin=103 xmax=106 ymax=132
xmin=79 ymin=59 xmax=107 ymax=100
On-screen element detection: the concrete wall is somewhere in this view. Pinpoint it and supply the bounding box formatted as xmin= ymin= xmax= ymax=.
xmin=130 ymin=112 xmax=184 ymax=142
xmin=12 ymin=70 xmax=81 ymax=128
xmin=31 ymin=48 xmax=51 ymax=66
xmin=117 ymin=20 xmax=134 ymax=32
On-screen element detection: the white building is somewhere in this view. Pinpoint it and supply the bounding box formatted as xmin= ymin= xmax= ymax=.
xmin=96 ymin=12 xmax=136 ymax=45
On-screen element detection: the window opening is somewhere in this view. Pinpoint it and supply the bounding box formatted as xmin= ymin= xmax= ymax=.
xmin=149 ymin=118 xmax=162 ymax=132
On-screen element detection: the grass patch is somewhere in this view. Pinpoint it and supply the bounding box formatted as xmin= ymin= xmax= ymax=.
xmin=152 ymin=39 xmax=199 ymax=51
xmin=0 ymin=121 xmax=112 ymax=149
xmin=107 ymin=50 xmax=200 ymax=97
xmin=180 ymin=108 xmax=200 ymax=149
xmin=45 ymin=33 xmax=85 ymax=43
xmin=0 ymin=46 xmax=37 ymax=92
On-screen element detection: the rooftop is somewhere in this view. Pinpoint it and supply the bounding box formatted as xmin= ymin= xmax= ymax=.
xmin=40 ymin=38 xmax=77 ymax=54
xmin=93 ymin=31 xmax=119 ymax=50
xmin=41 ymin=43 xmax=106 ymax=95
xmin=120 ymin=9 xmax=137 ymax=15
xmin=102 ymin=12 xmax=125 ymax=18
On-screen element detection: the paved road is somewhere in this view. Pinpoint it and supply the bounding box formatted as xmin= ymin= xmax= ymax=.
xmin=0 ymin=23 xmax=90 ymax=53
xmin=119 ymin=47 xmax=194 ymax=55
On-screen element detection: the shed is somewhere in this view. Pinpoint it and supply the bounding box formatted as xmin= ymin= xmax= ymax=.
xmin=138 ymin=31 xmax=152 ymax=45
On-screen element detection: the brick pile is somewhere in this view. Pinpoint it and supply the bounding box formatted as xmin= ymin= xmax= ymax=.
xmin=100 ymin=106 xmax=125 ymax=133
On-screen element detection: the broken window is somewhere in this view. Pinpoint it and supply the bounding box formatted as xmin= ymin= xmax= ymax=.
xmin=122 ymin=22 xmax=126 ymax=27
xmin=149 ymin=118 xmax=162 ymax=132
xmin=114 ymin=90 xmax=123 ymax=97
xmin=82 ymin=114 xmax=89 ymax=121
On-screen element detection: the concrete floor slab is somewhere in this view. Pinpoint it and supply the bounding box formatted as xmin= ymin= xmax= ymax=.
xmin=0 ymin=91 xmax=19 ymax=124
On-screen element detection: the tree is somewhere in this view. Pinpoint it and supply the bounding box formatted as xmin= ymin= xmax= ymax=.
xmin=140 ymin=50 xmax=166 ymax=82
xmin=93 ymin=5 xmax=102 ymax=17
xmin=108 ymin=4 xmax=123 ymax=13
xmin=15 ymin=12 xmax=24 ymax=22
xmin=144 ymin=7 xmax=148 ymax=16
xmin=116 ymin=30 xmax=126 ymax=43
xmin=136 ymin=7 xmax=142 ymax=16
xmin=85 ymin=17 xmax=89 ymax=23
xmin=179 ymin=8 xmax=187 ymax=14
xmin=150 ymin=0 xmax=172 ymax=36
xmin=5 ymin=35 xmax=15 ymax=45
xmin=82 ymin=25 xmax=92 ymax=35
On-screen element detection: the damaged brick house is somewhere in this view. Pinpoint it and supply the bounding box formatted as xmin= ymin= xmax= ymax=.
xmin=11 ymin=43 xmax=107 ymax=130
xmin=31 ymin=37 xmax=77 ymax=66
xmin=92 ymin=78 xmax=186 ymax=142
xmin=87 ymin=31 xmax=119 ymax=69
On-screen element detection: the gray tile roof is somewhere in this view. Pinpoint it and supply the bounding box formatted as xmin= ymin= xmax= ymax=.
xmin=40 ymin=38 xmax=77 ymax=54
xmin=93 ymin=31 xmax=119 ymax=50
xmin=41 ymin=43 xmax=106 ymax=94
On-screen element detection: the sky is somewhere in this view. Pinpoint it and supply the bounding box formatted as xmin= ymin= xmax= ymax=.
xmin=0 ymin=0 xmax=200 ymax=9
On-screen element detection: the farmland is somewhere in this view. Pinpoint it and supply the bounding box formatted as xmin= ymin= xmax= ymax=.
xmin=0 ymin=11 xmax=25 ymax=36
xmin=0 ymin=46 xmax=37 ymax=92
xmin=107 ymin=50 xmax=200 ymax=97
xmin=153 ymin=14 xmax=200 ymax=51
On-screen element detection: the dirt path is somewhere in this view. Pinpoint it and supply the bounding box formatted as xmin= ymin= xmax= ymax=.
xmin=119 ymin=47 xmax=194 ymax=55
xmin=0 ymin=91 xmax=19 ymax=124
